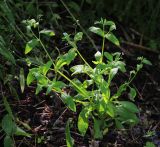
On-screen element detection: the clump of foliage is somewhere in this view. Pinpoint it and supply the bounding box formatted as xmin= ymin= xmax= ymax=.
xmin=1 ymin=96 xmax=31 ymax=147
xmin=24 ymin=18 xmax=151 ymax=146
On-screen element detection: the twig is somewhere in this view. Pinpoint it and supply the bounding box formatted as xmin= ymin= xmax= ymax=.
xmin=121 ymin=41 xmax=159 ymax=53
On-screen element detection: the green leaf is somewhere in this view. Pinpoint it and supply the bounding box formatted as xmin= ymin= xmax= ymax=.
xmin=19 ymin=68 xmax=25 ymax=93
xmin=104 ymin=52 xmax=113 ymax=61
xmin=89 ymin=26 xmax=104 ymax=37
xmin=61 ymin=93 xmax=76 ymax=112
xmin=115 ymin=83 xmax=128 ymax=98
xmin=116 ymin=106 xmax=139 ymax=125
xmin=113 ymin=61 xmax=126 ymax=73
xmin=109 ymin=68 xmax=118 ymax=81
xmin=95 ymin=19 xmax=116 ymax=31
xmin=106 ymin=102 xmax=115 ymax=117
xmin=2 ymin=114 xmax=16 ymax=135
xmin=25 ymin=39 xmax=39 ymax=54
xmin=35 ymin=84 xmax=43 ymax=95
xmin=97 ymin=99 xmax=106 ymax=114
xmin=70 ymin=65 xmax=91 ymax=75
xmin=82 ymin=80 xmax=93 ymax=88
xmin=65 ymin=119 xmax=74 ymax=147
xmin=15 ymin=126 xmax=31 ymax=137
xmin=27 ymin=70 xmax=36 ymax=86
xmin=129 ymin=87 xmax=137 ymax=101
xmin=115 ymin=119 xmax=124 ymax=129
xmin=136 ymin=64 xmax=143 ymax=71
xmin=118 ymin=101 xmax=139 ymax=113
xmin=142 ymin=58 xmax=152 ymax=65
xmin=74 ymin=32 xmax=83 ymax=42
xmin=36 ymin=75 xmax=48 ymax=85
xmin=0 ymin=36 xmax=16 ymax=65
xmin=3 ymin=97 xmax=14 ymax=119
xmin=4 ymin=135 xmax=14 ymax=147
xmin=46 ymin=80 xmax=66 ymax=94
xmin=105 ymin=33 xmax=120 ymax=46
xmin=78 ymin=107 xmax=92 ymax=135
xmin=107 ymin=21 xmax=116 ymax=31
xmin=56 ymin=49 xmax=77 ymax=70
xmin=70 ymin=80 xmax=89 ymax=98
xmin=40 ymin=29 xmax=55 ymax=37
xmin=144 ymin=142 xmax=155 ymax=147
xmin=39 ymin=61 xmax=52 ymax=76
xmin=93 ymin=118 xmax=103 ymax=139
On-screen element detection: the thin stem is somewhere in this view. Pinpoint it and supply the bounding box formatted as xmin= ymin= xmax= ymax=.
xmin=57 ymin=71 xmax=88 ymax=97
xmin=75 ymin=48 xmax=93 ymax=70
xmin=101 ymin=24 xmax=105 ymax=62
xmin=128 ymin=59 xmax=143 ymax=84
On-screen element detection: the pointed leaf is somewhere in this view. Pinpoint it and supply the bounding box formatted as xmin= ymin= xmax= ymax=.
xmin=15 ymin=126 xmax=31 ymax=137
xmin=105 ymin=33 xmax=120 ymax=46
xmin=89 ymin=26 xmax=104 ymax=37
xmin=3 ymin=97 xmax=14 ymax=119
xmin=2 ymin=114 xmax=16 ymax=135
xmin=25 ymin=39 xmax=39 ymax=54
xmin=40 ymin=29 xmax=55 ymax=37
xmin=109 ymin=68 xmax=118 ymax=81
xmin=106 ymin=102 xmax=115 ymax=117
xmin=27 ymin=71 xmax=35 ymax=86
xmin=70 ymin=65 xmax=91 ymax=75
xmin=35 ymin=84 xmax=43 ymax=95
xmin=56 ymin=49 xmax=77 ymax=70
xmin=104 ymin=52 xmax=113 ymax=61
xmin=46 ymin=80 xmax=66 ymax=94
xmin=129 ymin=87 xmax=137 ymax=101
xmin=142 ymin=58 xmax=152 ymax=65
xmin=20 ymin=68 xmax=25 ymax=93
xmin=65 ymin=119 xmax=74 ymax=147
xmin=39 ymin=61 xmax=52 ymax=75
xmin=78 ymin=106 xmax=93 ymax=135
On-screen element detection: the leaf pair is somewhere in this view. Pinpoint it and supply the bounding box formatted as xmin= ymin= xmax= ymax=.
xmin=89 ymin=19 xmax=119 ymax=46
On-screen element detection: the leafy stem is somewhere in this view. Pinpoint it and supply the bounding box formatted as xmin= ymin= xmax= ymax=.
xmin=30 ymin=29 xmax=88 ymax=98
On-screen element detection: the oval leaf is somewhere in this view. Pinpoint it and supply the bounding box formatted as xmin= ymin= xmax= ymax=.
xmin=4 ymin=135 xmax=14 ymax=147
xmin=78 ymin=107 xmax=91 ymax=136
xmin=118 ymin=101 xmax=139 ymax=113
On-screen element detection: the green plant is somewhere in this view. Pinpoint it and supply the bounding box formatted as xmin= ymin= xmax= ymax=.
xmin=25 ymin=18 xmax=151 ymax=146
xmin=1 ymin=96 xmax=31 ymax=147
xmin=144 ymin=142 xmax=156 ymax=147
